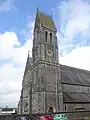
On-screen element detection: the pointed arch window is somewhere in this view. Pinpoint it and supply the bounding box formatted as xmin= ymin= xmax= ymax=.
xmin=45 ymin=31 xmax=48 ymax=42
xmin=50 ymin=33 xmax=52 ymax=43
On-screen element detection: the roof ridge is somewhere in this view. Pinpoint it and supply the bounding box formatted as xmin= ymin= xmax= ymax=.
xmin=60 ymin=64 xmax=90 ymax=73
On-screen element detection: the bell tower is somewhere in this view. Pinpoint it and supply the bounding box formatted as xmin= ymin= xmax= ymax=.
xmin=18 ymin=9 xmax=63 ymax=115
xmin=32 ymin=9 xmax=59 ymax=64
xmin=30 ymin=9 xmax=63 ymax=114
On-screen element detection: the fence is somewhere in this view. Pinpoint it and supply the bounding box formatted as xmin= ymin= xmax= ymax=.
xmin=0 ymin=111 xmax=90 ymax=120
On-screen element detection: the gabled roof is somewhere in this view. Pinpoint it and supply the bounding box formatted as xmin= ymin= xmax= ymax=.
xmin=35 ymin=9 xmax=56 ymax=31
xmin=60 ymin=64 xmax=90 ymax=103
xmin=60 ymin=64 xmax=90 ymax=87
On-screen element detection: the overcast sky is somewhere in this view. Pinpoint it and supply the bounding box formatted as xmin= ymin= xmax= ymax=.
xmin=1 ymin=0 xmax=90 ymax=108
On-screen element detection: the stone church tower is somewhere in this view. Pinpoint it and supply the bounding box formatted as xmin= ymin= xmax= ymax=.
xmin=18 ymin=9 xmax=63 ymax=114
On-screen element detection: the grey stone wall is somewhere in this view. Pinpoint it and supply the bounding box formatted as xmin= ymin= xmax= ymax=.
xmin=32 ymin=92 xmax=38 ymax=113
xmin=37 ymin=63 xmax=63 ymax=112
xmin=64 ymin=103 xmax=90 ymax=112
xmin=32 ymin=92 xmax=45 ymax=114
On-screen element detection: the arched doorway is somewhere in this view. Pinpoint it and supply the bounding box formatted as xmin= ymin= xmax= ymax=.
xmin=48 ymin=107 xmax=53 ymax=113
xmin=47 ymin=105 xmax=56 ymax=113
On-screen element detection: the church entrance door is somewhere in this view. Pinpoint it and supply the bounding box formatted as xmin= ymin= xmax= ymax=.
xmin=48 ymin=107 xmax=53 ymax=113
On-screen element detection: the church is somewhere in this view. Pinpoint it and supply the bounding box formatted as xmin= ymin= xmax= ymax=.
xmin=18 ymin=9 xmax=90 ymax=114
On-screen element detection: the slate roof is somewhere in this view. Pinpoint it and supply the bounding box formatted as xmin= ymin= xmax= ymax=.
xmin=36 ymin=10 xmax=56 ymax=31
xmin=60 ymin=64 xmax=90 ymax=103
xmin=63 ymin=92 xmax=90 ymax=103
xmin=60 ymin=64 xmax=90 ymax=87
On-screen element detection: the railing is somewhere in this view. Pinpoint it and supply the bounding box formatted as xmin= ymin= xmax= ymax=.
xmin=0 ymin=111 xmax=90 ymax=120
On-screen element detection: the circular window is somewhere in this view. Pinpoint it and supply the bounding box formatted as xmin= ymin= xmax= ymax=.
xmin=46 ymin=49 xmax=53 ymax=57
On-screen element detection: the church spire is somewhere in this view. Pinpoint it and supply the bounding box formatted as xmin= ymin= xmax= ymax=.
xmin=35 ymin=9 xmax=56 ymax=31
xmin=32 ymin=10 xmax=58 ymax=63
xmin=37 ymin=4 xmax=39 ymax=12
